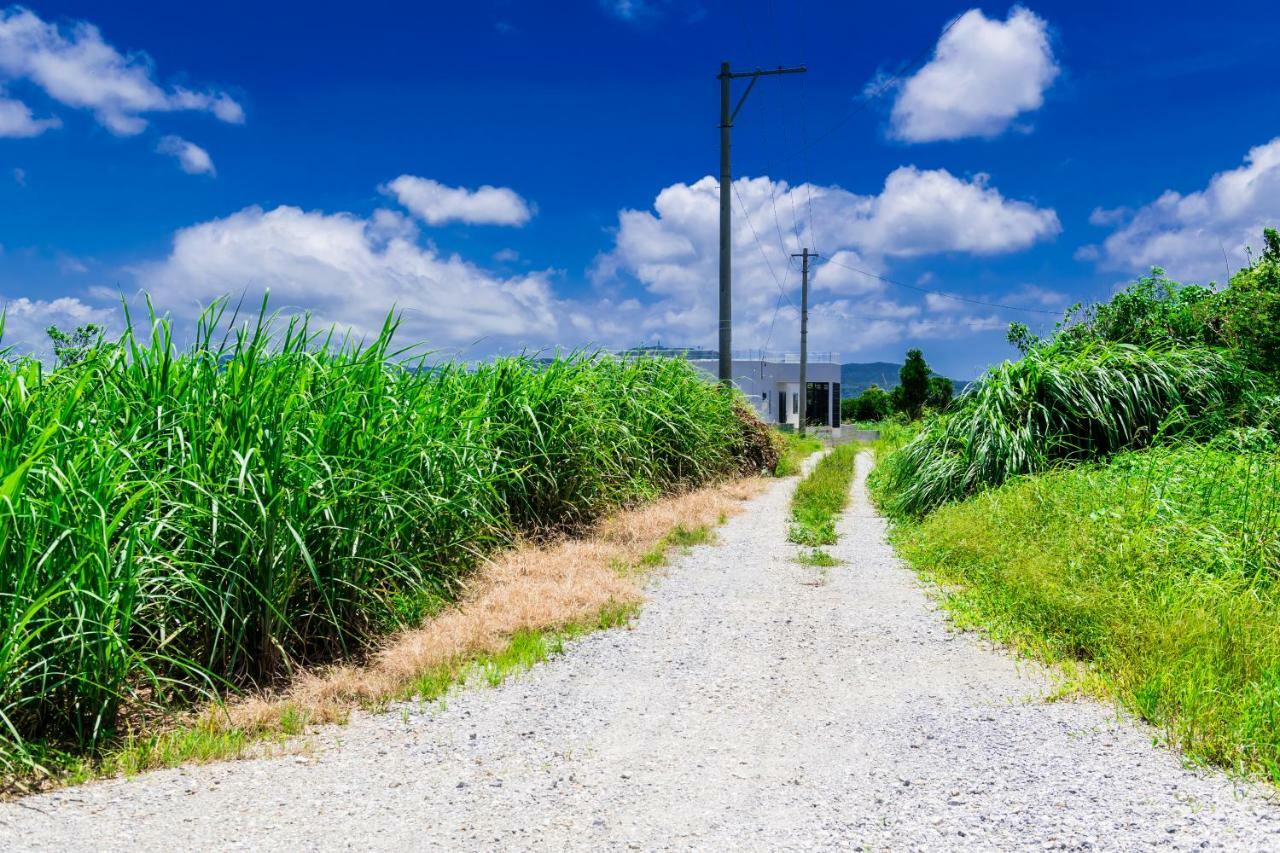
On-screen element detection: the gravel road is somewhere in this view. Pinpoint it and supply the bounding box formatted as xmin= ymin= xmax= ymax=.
xmin=3 ymin=451 xmax=1278 ymax=851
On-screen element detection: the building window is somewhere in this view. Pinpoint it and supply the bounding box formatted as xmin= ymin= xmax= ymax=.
xmin=792 ymin=392 xmax=798 ymax=414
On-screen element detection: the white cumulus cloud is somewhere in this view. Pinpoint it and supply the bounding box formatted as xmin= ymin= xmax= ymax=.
xmin=889 ymin=7 xmax=1059 ymax=143
xmin=0 ymin=295 xmax=114 ymax=355
xmin=1086 ymin=137 xmax=1280 ymax=282
xmin=591 ymin=171 xmax=1057 ymax=355
xmin=0 ymin=7 xmax=243 ymax=136
xmin=3 ymin=167 xmax=1053 ymax=359
xmin=0 ymin=89 xmax=58 ymax=136
xmin=157 ymin=135 xmax=215 ymax=176
xmin=133 ymin=204 xmax=562 ymax=351
xmin=846 ymin=166 xmax=1061 ymax=257
xmin=382 ymin=175 xmax=533 ymax=227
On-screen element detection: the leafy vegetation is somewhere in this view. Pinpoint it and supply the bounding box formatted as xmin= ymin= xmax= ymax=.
xmin=0 ymin=302 xmax=765 ymax=777
xmin=842 ymin=384 xmax=891 ymax=422
xmin=794 ymin=548 xmax=839 ymax=567
xmin=889 ymin=439 xmax=1280 ymax=782
xmin=872 ymin=227 xmax=1280 ymax=783
xmin=875 ymin=341 xmax=1252 ymax=517
xmin=893 ymin=348 xmax=931 ymax=419
xmin=877 ymin=230 xmax=1280 ymax=517
xmin=44 ymin=323 xmax=105 ymax=367
xmin=841 ymin=348 xmax=953 ymax=423
xmin=788 ymin=443 xmax=859 ymax=546
xmin=773 ymin=431 xmax=822 ymax=477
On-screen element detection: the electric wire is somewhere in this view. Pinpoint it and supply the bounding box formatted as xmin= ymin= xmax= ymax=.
xmin=758 ymin=12 xmax=964 ymax=175
xmin=763 ymin=0 xmax=803 ymax=252
xmin=760 ymin=262 xmax=791 ymax=355
xmin=733 ymin=180 xmax=795 ymax=309
xmin=798 ymin=71 xmax=819 ymax=254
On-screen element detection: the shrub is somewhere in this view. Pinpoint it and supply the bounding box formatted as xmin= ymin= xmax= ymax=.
xmin=926 ymin=376 xmax=953 ymax=411
xmin=1007 ymin=228 xmax=1280 ymax=378
xmin=842 ymin=384 xmax=892 ymax=422
xmin=874 ymin=341 xmax=1254 ymax=517
xmin=1217 ymin=228 xmax=1280 ymax=374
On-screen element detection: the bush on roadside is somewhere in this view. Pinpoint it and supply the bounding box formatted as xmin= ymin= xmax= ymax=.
xmin=875 ymin=229 xmax=1280 ymax=518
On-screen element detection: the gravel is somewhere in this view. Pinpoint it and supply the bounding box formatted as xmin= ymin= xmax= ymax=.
xmin=2 ymin=450 xmax=1278 ymax=851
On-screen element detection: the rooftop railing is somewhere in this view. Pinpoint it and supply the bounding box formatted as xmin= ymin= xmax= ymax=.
xmin=729 ymin=350 xmax=840 ymax=364
xmin=617 ymin=347 xmax=841 ymax=364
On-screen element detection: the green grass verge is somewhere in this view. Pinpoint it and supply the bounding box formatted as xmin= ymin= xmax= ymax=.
xmin=405 ymin=603 xmax=641 ymax=704
xmin=877 ymin=439 xmax=1280 ymax=783
xmin=787 ymin=443 xmax=860 ymax=546
xmin=774 ymin=431 xmax=823 ymax=477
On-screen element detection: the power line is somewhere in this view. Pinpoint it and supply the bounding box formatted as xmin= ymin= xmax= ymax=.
xmin=738 ymin=37 xmax=797 ymax=263
xmin=820 ymin=256 xmax=1062 ymax=315
xmin=805 ymin=301 xmax=931 ymax=323
xmin=760 ymin=288 xmax=786 ymax=355
xmin=733 ymin=180 xmax=796 ymax=309
xmin=759 ymin=12 xmax=964 ymax=176
xmin=758 ymin=88 xmax=794 ymax=260
xmin=768 ymin=0 xmax=805 ymax=248
xmin=798 ymin=72 xmax=818 ymax=255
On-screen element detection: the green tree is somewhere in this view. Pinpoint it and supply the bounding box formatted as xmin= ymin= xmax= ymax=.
xmin=46 ymin=323 xmax=104 ymax=367
xmin=1006 ymin=321 xmax=1040 ymax=355
xmin=842 ymin=384 xmax=892 ymax=422
xmin=840 ymin=396 xmax=857 ymax=422
xmin=1020 ymin=268 xmax=1219 ymax=355
xmin=897 ymin=348 xmax=930 ymax=419
xmin=926 ymin=376 xmax=954 ymax=411
xmin=1217 ymin=228 xmax=1280 ymax=373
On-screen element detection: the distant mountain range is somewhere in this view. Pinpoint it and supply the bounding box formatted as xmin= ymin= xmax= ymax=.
xmin=841 ymin=362 xmax=970 ymax=398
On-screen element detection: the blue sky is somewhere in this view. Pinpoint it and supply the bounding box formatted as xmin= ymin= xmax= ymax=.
xmin=2 ymin=1 xmax=1278 ymax=377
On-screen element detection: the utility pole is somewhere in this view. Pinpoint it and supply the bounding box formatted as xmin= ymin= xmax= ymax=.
xmin=718 ymin=61 xmax=806 ymax=385
xmin=791 ymin=247 xmax=818 ymax=435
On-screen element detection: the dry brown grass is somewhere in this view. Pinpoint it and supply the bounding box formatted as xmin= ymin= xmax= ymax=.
xmin=213 ymin=476 xmax=767 ymax=736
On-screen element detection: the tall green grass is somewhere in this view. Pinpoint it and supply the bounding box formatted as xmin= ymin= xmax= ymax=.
xmin=875 ymin=341 xmax=1253 ymax=517
xmin=886 ymin=439 xmax=1280 ymax=781
xmin=0 ymin=302 xmax=758 ymax=776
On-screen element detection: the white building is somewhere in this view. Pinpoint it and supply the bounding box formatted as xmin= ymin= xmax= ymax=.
xmin=688 ymin=352 xmax=843 ymax=431
xmin=617 ymin=345 xmax=843 ymax=431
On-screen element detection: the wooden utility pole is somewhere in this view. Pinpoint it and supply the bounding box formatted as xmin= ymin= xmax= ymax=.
xmin=718 ymin=61 xmax=806 ymax=385
xmin=791 ymin=247 xmax=818 ymax=435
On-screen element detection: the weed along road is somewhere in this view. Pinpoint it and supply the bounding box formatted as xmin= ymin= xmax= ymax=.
xmin=4 ymin=452 xmax=1279 ymax=851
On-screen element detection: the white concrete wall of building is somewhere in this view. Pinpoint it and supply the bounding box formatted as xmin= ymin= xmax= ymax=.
xmin=688 ymin=359 xmax=842 ymax=430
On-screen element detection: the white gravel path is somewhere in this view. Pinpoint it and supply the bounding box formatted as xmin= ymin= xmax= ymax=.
xmin=3 ymin=451 xmax=1278 ymax=851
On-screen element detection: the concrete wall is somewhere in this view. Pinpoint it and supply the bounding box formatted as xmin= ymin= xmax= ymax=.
xmin=688 ymin=359 xmax=842 ymax=429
